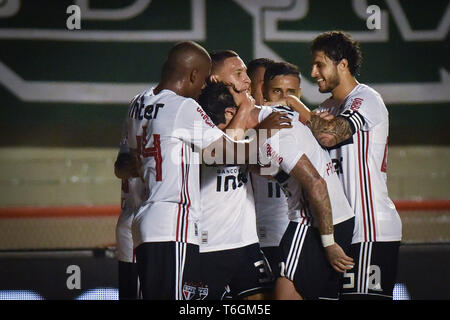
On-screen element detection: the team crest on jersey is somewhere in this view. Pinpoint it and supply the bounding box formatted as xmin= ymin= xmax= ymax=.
xmin=183 ymin=284 xmax=196 ymax=300
xmin=183 ymin=282 xmax=209 ymax=300
xmin=350 ymin=98 xmax=364 ymax=111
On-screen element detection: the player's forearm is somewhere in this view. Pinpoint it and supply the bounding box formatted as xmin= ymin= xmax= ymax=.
xmin=307 ymin=178 xmax=334 ymax=236
xmin=224 ymin=103 xmax=252 ymax=141
xmin=290 ymin=155 xmax=334 ymax=235
xmin=308 ymin=115 xmax=353 ymax=147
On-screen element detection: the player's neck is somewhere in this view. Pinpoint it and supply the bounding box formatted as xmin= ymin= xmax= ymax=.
xmin=331 ymin=77 xmax=358 ymax=102
xmin=154 ymin=80 xmax=186 ymax=97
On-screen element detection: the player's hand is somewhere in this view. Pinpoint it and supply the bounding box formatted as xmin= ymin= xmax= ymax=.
xmin=256 ymin=111 xmax=292 ymax=138
xmin=114 ymin=151 xmax=141 ymax=179
xmin=285 ymin=95 xmax=311 ymax=125
xmin=229 ymin=87 xmax=255 ymax=110
xmin=252 ymin=90 xmax=265 ymax=106
xmin=324 ymin=243 xmax=354 ymax=273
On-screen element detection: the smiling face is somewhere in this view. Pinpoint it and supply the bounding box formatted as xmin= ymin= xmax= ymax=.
xmin=264 ymin=74 xmax=300 ymax=102
xmin=214 ymin=56 xmax=251 ymax=92
xmin=311 ymin=50 xmax=341 ymax=93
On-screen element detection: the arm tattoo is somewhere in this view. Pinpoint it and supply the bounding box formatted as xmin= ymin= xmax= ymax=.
xmin=290 ymin=154 xmax=334 ymax=235
xmin=308 ymin=114 xmax=353 ymax=147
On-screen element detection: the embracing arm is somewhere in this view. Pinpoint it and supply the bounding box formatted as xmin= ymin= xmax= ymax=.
xmin=289 ymin=154 xmax=333 ymax=236
xmin=284 ymin=95 xmax=353 ymax=148
xmin=308 ymin=114 xmax=353 ymax=148
xmin=289 ymin=154 xmax=354 ymax=273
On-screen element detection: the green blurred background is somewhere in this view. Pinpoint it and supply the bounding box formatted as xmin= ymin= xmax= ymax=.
xmin=0 ymin=0 xmax=448 ymax=249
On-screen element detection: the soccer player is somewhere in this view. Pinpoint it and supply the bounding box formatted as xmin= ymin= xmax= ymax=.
xmin=249 ymin=61 xmax=303 ymax=296
xmin=262 ymin=61 xmax=302 ymax=103
xmin=114 ymin=121 xmax=145 ymax=300
xmin=293 ymin=31 xmax=402 ymax=299
xmin=197 ymin=51 xmax=291 ymax=300
xmin=246 ymin=58 xmax=275 ymax=105
xmin=198 ymin=83 xmax=275 ymax=300
xmin=200 ymin=81 xmax=355 ymax=300
xmin=257 ymin=103 xmax=355 ymax=300
xmin=123 ymin=41 xmax=256 ymax=300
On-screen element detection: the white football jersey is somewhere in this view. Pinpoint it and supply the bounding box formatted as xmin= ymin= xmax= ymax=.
xmin=199 ymin=165 xmax=259 ymax=252
xmin=317 ymin=83 xmax=402 ymax=243
xmin=115 ymin=116 xmax=147 ymax=262
xmin=258 ymin=106 xmax=355 ymax=228
xmin=116 ymin=177 xmax=146 ymax=262
xmin=251 ymin=173 xmax=289 ymax=247
xmin=127 ymin=88 xmax=225 ymax=246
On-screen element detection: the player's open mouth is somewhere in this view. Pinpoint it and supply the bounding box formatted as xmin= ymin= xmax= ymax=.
xmin=317 ymin=78 xmax=324 ymax=84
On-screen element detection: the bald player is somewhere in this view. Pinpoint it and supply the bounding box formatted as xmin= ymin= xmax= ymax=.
xmin=123 ymin=41 xmax=255 ymax=300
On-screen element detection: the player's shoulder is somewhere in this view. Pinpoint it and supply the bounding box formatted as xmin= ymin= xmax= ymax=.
xmin=345 ymin=83 xmax=386 ymax=112
xmin=350 ymin=83 xmax=384 ymax=102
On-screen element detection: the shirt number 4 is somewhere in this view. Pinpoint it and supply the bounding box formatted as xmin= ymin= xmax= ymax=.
xmin=137 ymin=125 xmax=162 ymax=181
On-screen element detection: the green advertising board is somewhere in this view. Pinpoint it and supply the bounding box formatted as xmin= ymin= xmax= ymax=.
xmin=0 ymin=0 xmax=449 ymax=146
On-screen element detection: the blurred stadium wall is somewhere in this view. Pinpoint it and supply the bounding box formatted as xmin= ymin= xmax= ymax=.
xmin=0 ymin=0 xmax=448 ymax=299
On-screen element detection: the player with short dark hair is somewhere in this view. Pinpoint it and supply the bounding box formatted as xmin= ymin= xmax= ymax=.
xmin=198 ymin=82 xmax=274 ymax=300
xmin=197 ymin=51 xmax=292 ymax=300
xmin=209 ymin=50 xmax=251 ymax=94
xmin=250 ymin=60 xmax=302 ymax=298
xmin=263 ymin=62 xmax=301 ymax=103
xmin=200 ymin=81 xmax=355 ymax=300
xmin=247 ymin=58 xmax=275 ymax=105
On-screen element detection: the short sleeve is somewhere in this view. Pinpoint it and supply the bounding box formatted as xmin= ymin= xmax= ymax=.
xmin=261 ymin=125 xmax=305 ymax=174
xmin=175 ymin=99 xmax=224 ymax=150
xmin=257 ymin=105 xmax=275 ymax=123
xmin=342 ymin=90 xmax=387 ymax=131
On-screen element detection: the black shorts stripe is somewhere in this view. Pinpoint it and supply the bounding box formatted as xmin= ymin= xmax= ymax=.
xmin=285 ymin=224 xmax=308 ymax=280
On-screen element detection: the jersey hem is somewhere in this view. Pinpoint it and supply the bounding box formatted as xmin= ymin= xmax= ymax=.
xmin=199 ymin=239 xmax=259 ymax=253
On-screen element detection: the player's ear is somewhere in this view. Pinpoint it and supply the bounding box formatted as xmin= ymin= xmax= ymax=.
xmin=338 ymin=58 xmax=349 ymax=73
xmin=224 ymin=107 xmax=236 ymax=117
xmin=209 ymin=74 xmax=221 ymax=83
xmin=190 ymin=69 xmax=198 ymax=84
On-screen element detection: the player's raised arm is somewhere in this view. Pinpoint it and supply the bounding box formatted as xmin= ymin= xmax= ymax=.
xmin=285 ymin=95 xmax=353 ymax=148
xmin=308 ymin=114 xmax=354 ymax=148
xmin=200 ymin=82 xmax=292 ymax=165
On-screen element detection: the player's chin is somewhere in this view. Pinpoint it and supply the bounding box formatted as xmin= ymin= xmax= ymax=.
xmin=317 ymin=85 xmax=330 ymax=93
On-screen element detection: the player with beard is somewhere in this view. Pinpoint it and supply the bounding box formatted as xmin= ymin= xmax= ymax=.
xmin=290 ymin=31 xmax=402 ymax=300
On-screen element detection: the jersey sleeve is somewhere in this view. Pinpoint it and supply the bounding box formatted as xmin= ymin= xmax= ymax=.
xmin=124 ymin=94 xmax=142 ymax=150
xmin=257 ymin=105 xmax=274 ymax=123
xmin=262 ymin=125 xmax=305 ymax=174
xmin=342 ymin=90 xmax=387 ymax=131
xmin=175 ymin=99 xmax=224 ymax=150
